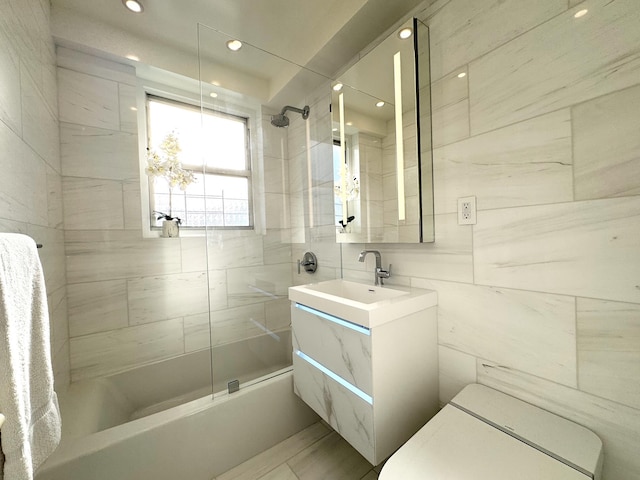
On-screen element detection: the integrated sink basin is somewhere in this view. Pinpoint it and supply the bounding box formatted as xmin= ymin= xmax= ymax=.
xmin=289 ymin=279 xmax=437 ymax=328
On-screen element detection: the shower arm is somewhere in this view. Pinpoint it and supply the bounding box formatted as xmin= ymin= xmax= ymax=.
xmin=280 ymin=105 xmax=310 ymax=119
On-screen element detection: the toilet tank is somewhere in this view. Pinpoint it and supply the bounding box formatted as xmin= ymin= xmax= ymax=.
xmin=380 ymin=384 xmax=603 ymax=480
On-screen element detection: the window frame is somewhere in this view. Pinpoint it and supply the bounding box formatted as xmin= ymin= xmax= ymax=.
xmin=145 ymin=93 xmax=254 ymax=231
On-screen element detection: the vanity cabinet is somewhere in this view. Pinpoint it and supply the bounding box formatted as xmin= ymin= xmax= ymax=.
xmin=290 ymin=295 xmax=438 ymax=465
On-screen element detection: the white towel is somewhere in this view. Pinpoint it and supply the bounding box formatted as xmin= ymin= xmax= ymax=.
xmin=0 ymin=234 xmax=61 ymax=480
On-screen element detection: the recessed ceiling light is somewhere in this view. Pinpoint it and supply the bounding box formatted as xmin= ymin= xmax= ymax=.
xmin=457 ymin=72 xmax=467 ymax=78
xmin=346 ymin=122 xmax=353 ymax=126
xmin=209 ymin=92 xmax=218 ymax=98
xmin=226 ymin=40 xmax=243 ymax=51
xmin=130 ymin=107 xmax=137 ymax=111
xmin=398 ymin=27 xmax=412 ymax=40
xmin=333 ymin=83 xmax=343 ymax=92
xmin=123 ymin=0 xmax=143 ymax=13
xmin=375 ymin=101 xmax=385 ymax=107
xmin=574 ymin=9 xmax=588 ymax=18
xmin=126 ymin=54 xmax=140 ymax=61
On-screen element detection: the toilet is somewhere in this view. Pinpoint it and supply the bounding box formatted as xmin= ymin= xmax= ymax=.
xmin=380 ymin=384 xmax=603 ymax=479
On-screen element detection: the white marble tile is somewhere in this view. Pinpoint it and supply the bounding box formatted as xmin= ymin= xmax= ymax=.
xmin=123 ymin=180 xmax=142 ymax=230
xmin=263 ymin=154 xmax=289 ymax=194
xmin=293 ymin=356 xmax=374 ymax=464
xmin=227 ymin=264 xmax=291 ymax=307
xmin=265 ymin=298 xmax=291 ymax=332
xmin=48 ymin=285 xmax=68 ymax=359
xmin=67 ymin=279 xmax=128 ymax=337
xmin=432 ymin=98 xmax=469 ymax=148
xmin=342 ymin=213 xmax=473 ymax=283
xmin=414 ymin=278 xmax=577 ymax=386
xmin=206 ymin=231 xmax=265 ymax=270
xmin=287 ymin=431 xmax=373 ymax=480
xmin=577 ymin=298 xmax=640 ymax=409
xmin=21 ymin=64 xmax=60 ymax=171
xmin=128 ymin=271 xmax=209 ymax=325
xmin=0 ymin=27 xmax=22 ymax=135
xmin=179 ymin=236 xmax=207 ymax=272
xmin=58 ymin=67 xmax=120 ymax=130
xmin=431 ymin=68 xmax=468 ymax=112
xmin=65 ymin=230 xmax=183 ymax=283
xmin=209 ymin=303 xmax=267 ymax=346
xmin=573 ymin=85 xmax=640 ymax=200
xmin=265 ymin=192 xmax=291 ymax=229
xmin=256 ymin=464 xmax=297 ymax=480
xmin=56 ymin=46 xmax=137 ymax=85
xmin=46 ymin=164 xmax=63 ymax=229
xmin=60 ymin=122 xmax=139 ymax=180
xmin=42 ymin=59 xmax=59 ymax=121
xmin=474 ymin=196 xmax=640 ymax=303
xmin=438 ymin=345 xmax=477 ymax=405
xmin=62 ymin=177 xmax=124 ymax=230
xmin=262 ymin=229 xmax=292 ymax=265
xmin=28 ymin=224 xmax=66 ymax=293
xmin=478 ymin=361 xmax=640 ymax=480
xmin=208 ymin=269 xmax=229 ymax=312
xmin=426 ymin=0 xmax=566 ymax=80
xmin=433 ymin=109 xmax=573 ymax=214
xmin=0 ymin=120 xmax=48 ymax=225
xmin=70 ymin=318 xmax=184 ymax=381
xmin=469 ymin=0 xmax=640 ymax=135
xmin=118 ymin=83 xmax=138 ymax=134
xmin=184 ymin=312 xmax=210 ymax=353
xmin=216 ymin=422 xmax=330 ymax=480
xmin=52 ymin=341 xmax=71 ymax=391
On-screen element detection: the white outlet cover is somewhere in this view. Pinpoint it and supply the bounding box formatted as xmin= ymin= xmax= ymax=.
xmin=458 ymin=196 xmax=477 ymax=225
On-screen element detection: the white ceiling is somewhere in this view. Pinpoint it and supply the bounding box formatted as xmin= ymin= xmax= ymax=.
xmin=50 ymin=0 xmax=427 ymax=104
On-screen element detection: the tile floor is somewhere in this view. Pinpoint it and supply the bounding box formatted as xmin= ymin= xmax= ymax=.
xmin=214 ymin=422 xmax=384 ymax=480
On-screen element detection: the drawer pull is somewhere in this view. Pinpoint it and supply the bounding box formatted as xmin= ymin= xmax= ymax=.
xmin=295 ymin=350 xmax=373 ymax=405
xmin=294 ymin=303 xmax=370 ymax=335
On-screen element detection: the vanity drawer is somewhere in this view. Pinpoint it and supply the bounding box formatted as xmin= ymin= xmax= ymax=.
xmin=293 ymin=353 xmax=374 ymax=462
xmin=292 ymin=303 xmax=372 ymax=395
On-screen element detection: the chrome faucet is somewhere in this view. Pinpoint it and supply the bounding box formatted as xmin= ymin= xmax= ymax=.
xmin=358 ymin=250 xmax=391 ymax=286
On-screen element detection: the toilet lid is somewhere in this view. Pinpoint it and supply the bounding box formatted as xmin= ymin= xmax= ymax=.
xmin=379 ymin=405 xmax=591 ymax=480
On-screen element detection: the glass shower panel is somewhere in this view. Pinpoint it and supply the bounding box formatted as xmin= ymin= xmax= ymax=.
xmin=197 ymin=23 xmax=333 ymax=395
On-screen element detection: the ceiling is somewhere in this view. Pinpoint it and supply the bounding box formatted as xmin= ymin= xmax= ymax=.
xmin=50 ymin=0 xmax=428 ymax=105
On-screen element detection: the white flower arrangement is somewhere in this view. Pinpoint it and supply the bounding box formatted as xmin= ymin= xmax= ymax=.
xmin=145 ymin=131 xmax=196 ymax=224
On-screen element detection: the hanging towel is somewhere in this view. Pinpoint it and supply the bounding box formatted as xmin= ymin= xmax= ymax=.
xmin=0 ymin=234 xmax=61 ymax=480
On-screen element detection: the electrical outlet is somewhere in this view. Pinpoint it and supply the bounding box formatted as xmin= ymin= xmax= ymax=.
xmin=458 ymin=196 xmax=477 ymax=225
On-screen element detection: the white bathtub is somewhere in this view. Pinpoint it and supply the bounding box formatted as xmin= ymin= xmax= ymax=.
xmin=36 ymin=333 xmax=319 ymax=480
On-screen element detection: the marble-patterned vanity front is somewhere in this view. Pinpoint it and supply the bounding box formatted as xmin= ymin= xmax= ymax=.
xmin=290 ymin=296 xmax=438 ymax=466
xmin=292 ymin=352 xmax=374 ymax=458
xmin=292 ymin=304 xmax=372 ymax=394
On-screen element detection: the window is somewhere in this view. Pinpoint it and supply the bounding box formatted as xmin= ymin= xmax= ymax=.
xmin=146 ymin=95 xmax=252 ymax=229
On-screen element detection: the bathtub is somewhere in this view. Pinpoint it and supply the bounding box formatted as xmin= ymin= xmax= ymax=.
xmin=36 ymin=332 xmax=319 ymax=480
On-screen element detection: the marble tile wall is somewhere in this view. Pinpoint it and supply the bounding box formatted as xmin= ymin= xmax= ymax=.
xmin=0 ymin=0 xmax=69 ymax=389
xmin=288 ymin=84 xmax=343 ymax=287
xmin=59 ymin=47 xmax=296 ymax=382
xmin=340 ymin=1 xmax=640 ymax=478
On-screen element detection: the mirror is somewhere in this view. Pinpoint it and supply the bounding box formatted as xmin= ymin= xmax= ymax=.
xmin=332 ymin=18 xmax=433 ymax=243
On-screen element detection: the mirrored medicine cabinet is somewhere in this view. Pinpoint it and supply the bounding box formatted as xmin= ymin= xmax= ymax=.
xmin=332 ymin=18 xmax=434 ymax=243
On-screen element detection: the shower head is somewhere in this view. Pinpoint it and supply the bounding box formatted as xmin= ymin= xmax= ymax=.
xmin=270 ymin=113 xmax=290 ymax=128
xmin=270 ymin=105 xmax=310 ymax=127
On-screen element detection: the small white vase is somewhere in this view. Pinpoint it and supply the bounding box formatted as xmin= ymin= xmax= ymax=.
xmin=162 ymin=219 xmax=180 ymax=238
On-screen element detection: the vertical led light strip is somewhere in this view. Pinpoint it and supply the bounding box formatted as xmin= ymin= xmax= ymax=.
xmin=394 ymin=52 xmax=406 ymax=221
xmin=339 ymin=92 xmax=347 ymax=225
xmin=305 ymin=117 xmax=314 ymax=227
